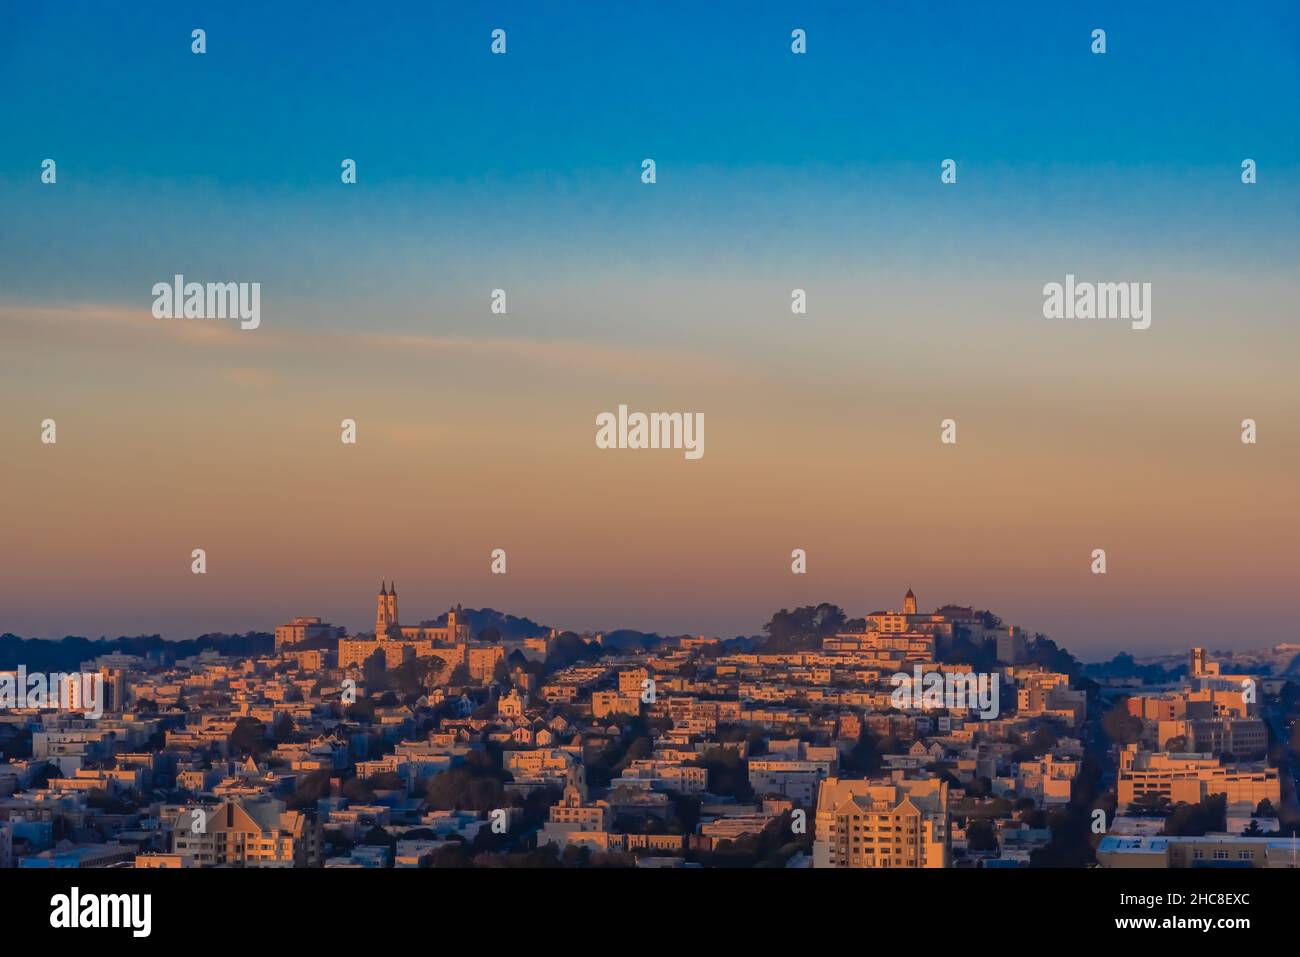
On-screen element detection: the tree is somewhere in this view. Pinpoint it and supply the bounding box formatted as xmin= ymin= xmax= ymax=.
xmin=762 ymin=604 xmax=847 ymax=652
xmin=1012 ymin=726 xmax=1059 ymax=762
xmin=1130 ymin=792 xmax=1171 ymax=817
xmin=1101 ymin=702 xmax=1143 ymax=745
xmin=345 ymin=697 xmax=376 ymax=722
xmin=272 ymin=713 xmax=296 ymax=743
xmin=85 ymin=787 xmax=135 ymax=814
xmin=229 ymin=717 xmax=268 ymax=756
xmin=1024 ymin=635 xmax=1080 ymax=677
xmin=966 ymin=819 xmax=999 ymax=853
xmin=839 ymin=730 xmax=884 ymax=776
xmin=342 ymin=776 xmax=377 ymax=804
xmin=1029 ymin=804 xmax=1094 ymax=868
xmin=425 ymin=756 xmax=508 ymax=812
xmin=287 ymin=769 xmax=334 ymax=810
xmin=430 ymin=841 xmax=474 ymax=868
xmin=695 ymin=746 xmax=753 ymax=800
xmin=1161 ymin=795 xmax=1227 ymax=837
xmin=361 ymin=825 xmax=396 ymax=852
xmin=366 ymin=771 xmax=407 ymax=793
xmin=559 ymin=844 xmax=591 ymax=867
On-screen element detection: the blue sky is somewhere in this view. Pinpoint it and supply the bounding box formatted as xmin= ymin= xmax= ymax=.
xmin=4 ymin=1 xmax=1298 ymax=179
xmin=1 ymin=0 xmax=1296 ymax=317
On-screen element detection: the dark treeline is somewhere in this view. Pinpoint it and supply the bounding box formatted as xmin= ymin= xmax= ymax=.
xmin=0 ymin=632 xmax=273 ymax=671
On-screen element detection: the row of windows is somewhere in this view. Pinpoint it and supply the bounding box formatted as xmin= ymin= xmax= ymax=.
xmin=1190 ymin=849 xmax=1253 ymax=861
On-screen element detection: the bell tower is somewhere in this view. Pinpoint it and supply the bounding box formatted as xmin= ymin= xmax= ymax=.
xmin=375 ymin=581 xmax=398 ymax=640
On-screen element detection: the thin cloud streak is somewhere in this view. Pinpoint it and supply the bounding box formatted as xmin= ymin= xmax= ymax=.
xmin=0 ymin=302 xmax=749 ymax=385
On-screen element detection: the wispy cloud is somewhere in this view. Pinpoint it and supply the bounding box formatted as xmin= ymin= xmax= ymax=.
xmin=0 ymin=302 xmax=748 ymax=386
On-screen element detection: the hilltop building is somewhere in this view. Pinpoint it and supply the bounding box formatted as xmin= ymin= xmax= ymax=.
xmin=338 ymin=582 xmax=472 ymax=671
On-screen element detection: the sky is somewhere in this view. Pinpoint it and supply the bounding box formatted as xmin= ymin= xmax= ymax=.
xmin=1 ymin=2 xmax=1297 ymax=659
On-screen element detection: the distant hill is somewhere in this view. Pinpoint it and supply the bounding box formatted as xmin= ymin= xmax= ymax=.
xmin=1081 ymin=652 xmax=1182 ymax=683
xmin=599 ymin=629 xmax=671 ymax=652
xmin=0 ymin=632 xmax=274 ymax=672
xmin=1117 ymin=644 xmax=1300 ymax=679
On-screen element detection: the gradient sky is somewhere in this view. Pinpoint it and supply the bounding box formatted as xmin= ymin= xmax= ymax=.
xmin=2 ymin=2 xmax=1298 ymax=658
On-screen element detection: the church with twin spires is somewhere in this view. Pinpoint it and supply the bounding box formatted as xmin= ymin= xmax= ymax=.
xmin=338 ymin=581 xmax=472 ymax=670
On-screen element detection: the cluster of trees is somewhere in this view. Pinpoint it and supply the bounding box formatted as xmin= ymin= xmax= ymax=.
xmin=1082 ymin=652 xmax=1181 ymax=684
xmin=426 ymin=842 xmax=633 ymax=868
xmin=838 ymin=729 xmax=894 ymax=777
xmin=691 ymin=811 xmax=810 ymax=868
xmin=0 ymin=726 xmax=32 ymax=761
xmin=1101 ymin=702 xmax=1144 ymax=745
xmin=761 ymin=604 xmax=847 ymax=652
xmin=694 ymin=746 xmax=752 ymax=800
xmin=1028 ymin=746 xmax=1108 ymax=867
xmin=937 ymin=632 xmax=999 ymax=670
xmin=965 ymin=819 xmax=999 ymax=852
xmin=1021 ymin=634 xmax=1081 ymax=677
xmin=1010 ymin=727 xmax=1060 ymax=762
xmin=0 ymin=631 xmax=273 ymax=671
xmin=1160 ymin=795 xmax=1227 ymax=837
xmin=583 ymin=717 xmax=660 ymax=789
xmin=226 ymin=713 xmax=298 ymax=757
xmin=544 ymin=631 xmax=604 ymax=670
xmin=424 ymin=749 xmax=510 ymax=812
xmin=417 ymin=607 xmax=548 ymax=643
xmin=287 ymin=769 xmax=333 ymax=810
xmin=85 ymin=787 xmax=136 ymax=815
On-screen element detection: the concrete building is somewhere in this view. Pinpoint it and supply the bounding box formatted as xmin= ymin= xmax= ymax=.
xmin=1117 ymin=746 xmax=1280 ymax=808
xmin=814 ymin=776 xmax=949 ymax=869
xmin=172 ymin=799 xmax=320 ymax=868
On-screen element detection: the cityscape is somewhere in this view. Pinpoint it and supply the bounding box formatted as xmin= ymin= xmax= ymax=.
xmin=2 ymin=583 xmax=1298 ymax=871
xmin=1 ymin=0 xmax=1294 ymax=937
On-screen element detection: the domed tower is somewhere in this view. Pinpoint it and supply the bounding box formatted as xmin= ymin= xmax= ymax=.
xmin=903 ymin=587 xmax=918 ymax=616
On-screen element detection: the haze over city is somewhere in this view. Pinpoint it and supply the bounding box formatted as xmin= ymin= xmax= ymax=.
xmin=3 ymin=4 xmax=1298 ymax=651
